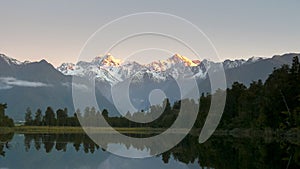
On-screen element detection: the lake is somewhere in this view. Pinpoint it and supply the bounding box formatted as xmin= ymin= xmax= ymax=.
xmin=0 ymin=132 xmax=299 ymax=169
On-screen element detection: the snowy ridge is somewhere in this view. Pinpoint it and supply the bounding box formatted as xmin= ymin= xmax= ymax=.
xmin=223 ymin=56 xmax=264 ymax=69
xmin=0 ymin=54 xmax=26 ymax=65
xmin=57 ymin=53 xmax=204 ymax=85
xmin=0 ymin=53 xmax=269 ymax=85
xmin=146 ymin=53 xmax=198 ymax=71
xmin=56 ymin=54 xmax=266 ymax=85
xmin=92 ymin=53 xmax=122 ymax=67
xmin=57 ymin=63 xmax=76 ymax=75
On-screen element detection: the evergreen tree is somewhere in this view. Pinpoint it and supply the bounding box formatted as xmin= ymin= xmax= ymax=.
xmin=44 ymin=107 xmax=56 ymax=126
xmin=291 ymin=56 xmax=299 ymax=75
xmin=56 ymin=108 xmax=68 ymax=126
xmin=163 ymin=98 xmax=171 ymax=113
xmin=0 ymin=103 xmax=14 ymax=127
xmin=34 ymin=109 xmax=42 ymax=126
xmin=102 ymin=109 xmax=109 ymax=118
xmin=0 ymin=103 xmax=6 ymax=118
xmin=25 ymin=107 xmax=33 ymax=126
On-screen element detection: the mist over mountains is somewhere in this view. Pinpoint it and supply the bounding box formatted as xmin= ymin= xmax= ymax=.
xmin=0 ymin=53 xmax=297 ymax=120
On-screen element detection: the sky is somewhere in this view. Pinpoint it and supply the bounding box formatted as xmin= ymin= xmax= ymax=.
xmin=0 ymin=0 xmax=300 ymax=66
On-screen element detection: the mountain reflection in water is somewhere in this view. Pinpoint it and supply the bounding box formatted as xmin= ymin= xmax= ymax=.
xmin=0 ymin=133 xmax=300 ymax=169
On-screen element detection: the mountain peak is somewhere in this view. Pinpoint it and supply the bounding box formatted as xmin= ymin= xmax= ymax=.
xmin=168 ymin=53 xmax=197 ymax=66
xmin=57 ymin=63 xmax=76 ymax=75
xmin=0 ymin=53 xmax=22 ymax=65
xmin=39 ymin=59 xmax=48 ymax=63
xmin=192 ymin=60 xmax=201 ymax=65
xmin=247 ymin=56 xmax=264 ymax=63
xmin=92 ymin=53 xmax=122 ymax=66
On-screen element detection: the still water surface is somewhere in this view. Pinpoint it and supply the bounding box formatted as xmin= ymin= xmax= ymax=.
xmin=0 ymin=133 xmax=299 ymax=169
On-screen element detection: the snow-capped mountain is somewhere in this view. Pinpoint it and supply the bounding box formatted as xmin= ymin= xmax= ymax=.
xmin=223 ymin=59 xmax=246 ymax=69
xmin=57 ymin=53 xmax=266 ymax=85
xmin=92 ymin=53 xmax=122 ymax=67
xmin=57 ymin=63 xmax=76 ymax=75
xmin=0 ymin=53 xmax=30 ymax=65
xmin=57 ymin=53 xmax=206 ymax=85
xmin=223 ymin=56 xmax=265 ymax=69
xmin=146 ymin=54 xmax=198 ymax=71
xmin=0 ymin=53 xmax=274 ymax=87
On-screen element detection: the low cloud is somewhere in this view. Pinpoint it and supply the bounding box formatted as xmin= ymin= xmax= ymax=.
xmin=62 ymin=82 xmax=88 ymax=90
xmin=0 ymin=77 xmax=51 ymax=89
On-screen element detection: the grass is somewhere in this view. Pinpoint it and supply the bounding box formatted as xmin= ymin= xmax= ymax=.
xmin=0 ymin=126 xmax=168 ymax=134
xmin=0 ymin=126 xmax=199 ymax=135
xmin=0 ymin=127 xmax=14 ymax=134
xmin=1 ymin=126 xmax=299 ymax=140
xmin=13 ymin=126 xmax=85 ymax=134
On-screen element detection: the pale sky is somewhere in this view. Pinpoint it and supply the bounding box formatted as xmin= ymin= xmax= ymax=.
xmin=0 ymin=0 xmax=299 ymax=66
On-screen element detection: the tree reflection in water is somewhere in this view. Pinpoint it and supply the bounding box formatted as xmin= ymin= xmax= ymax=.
xmin=0 ymin=133 xmax=14 ymax=157
xmin=16 ymin=133 xmax=300 ymax=169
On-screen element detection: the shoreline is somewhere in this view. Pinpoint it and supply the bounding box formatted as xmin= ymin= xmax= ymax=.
xmin=1 ymin=126 xmax=299 ymax=138
xmin=1 ymin=126 xmax=167 ymax=134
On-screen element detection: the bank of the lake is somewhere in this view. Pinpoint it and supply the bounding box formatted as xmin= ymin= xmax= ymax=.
xmin=1 ymin=126 xmax=300 ymax=140
xmin=1 ymin=126 xmax=167 ymax=134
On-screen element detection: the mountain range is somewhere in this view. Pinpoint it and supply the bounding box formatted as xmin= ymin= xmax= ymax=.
xmin=57 ymin=53 xmax=265 ymax=85
xmin=0 ymin=52 xmax=298 ymax=120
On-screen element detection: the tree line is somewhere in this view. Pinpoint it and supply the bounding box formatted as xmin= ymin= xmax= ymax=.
xmin=83 ymin=55 xmax=300 ymax=130
xmin=213 ymin=55 xmax=300 ymax=130
xmin=24 ymin=107 xmax=80 ymax=126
